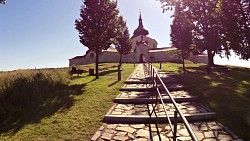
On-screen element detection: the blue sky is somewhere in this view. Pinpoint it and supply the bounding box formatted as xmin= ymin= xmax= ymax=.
xmin=0 ymin=0 xmax=249 ymax=71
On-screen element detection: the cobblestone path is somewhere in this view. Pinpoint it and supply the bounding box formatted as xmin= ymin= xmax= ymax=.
xmin=91 ymin=64 xmax=243 ymax=141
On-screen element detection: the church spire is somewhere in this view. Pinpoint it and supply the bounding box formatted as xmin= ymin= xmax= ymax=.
xmin=139 ymin=11 xmax=142 ymax=21
xmin=139 ymin=11 xmax=143 ymax=27
xmin=131 ymin=11 xmax=149 ymax=39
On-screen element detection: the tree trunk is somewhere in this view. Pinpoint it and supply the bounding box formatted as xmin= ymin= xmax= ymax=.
xmin=95 ymin=48 xmax=99 ymax=79
xmin=207 ymin=49 xmax=215 ymax=66
xmin=182 ymin=47 xmax=186 ymax=74
xmin=119 ymin=54 xmax=122 ymax=66
xmin=182 ymin=58 xmax=186 ymax=74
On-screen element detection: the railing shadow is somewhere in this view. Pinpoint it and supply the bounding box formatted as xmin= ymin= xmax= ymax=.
xmin=108 ymin=81 xmax=119 ymax=87
xmin=161 ymin=64 xmax=250 ymax=140
xmin=99 ymin=69 xmax=118 ymax=76
xmin=176 ymin=66 xmax=250 ymax=136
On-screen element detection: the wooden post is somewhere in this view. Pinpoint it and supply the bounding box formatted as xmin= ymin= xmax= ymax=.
xmin=118 ymin=65 xmax=121 ymax=81
xmin=89 ymin=69 xmax=94 ymax=76
xmin=160 ymin=62 xmax=162 ymax=69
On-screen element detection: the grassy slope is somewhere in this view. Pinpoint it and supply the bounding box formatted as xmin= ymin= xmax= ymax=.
xmin=0 ymin=63 xmax=135 ymax=141
xmin=154 ymin=62 xmax=250 ymax=140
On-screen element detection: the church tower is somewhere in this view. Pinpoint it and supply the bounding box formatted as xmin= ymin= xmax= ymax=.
xmin=131 ymin=12 xmax=149 ymax=39
xmin=131 ymin=13 xmax=158 ymax=53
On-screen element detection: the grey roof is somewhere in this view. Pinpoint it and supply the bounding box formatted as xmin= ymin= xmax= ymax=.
xmin=131 ymin=13 xmax=149 ymax=39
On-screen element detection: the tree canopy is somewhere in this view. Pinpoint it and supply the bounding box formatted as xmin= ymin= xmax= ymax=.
xmin=0 ymin=0 xmax=6 ymax=4
xmin=170 ymin=4 xmax=195 ymax=72
xmin=113 ymin=16 xmax=132 ymax=65
xmin=75 ymin=0 xmax=119 ymax=79
xmin=160 ymin=0 xmax=250 ymax=65
xmin=221 ymin=0 xmax=250 ymax=60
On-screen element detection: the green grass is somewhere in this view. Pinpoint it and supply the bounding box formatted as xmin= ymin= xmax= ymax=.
xmin=154 ymin=62 xmax=250 ymax=140
xmin=0 ymin=63 xmax=135 ymax=140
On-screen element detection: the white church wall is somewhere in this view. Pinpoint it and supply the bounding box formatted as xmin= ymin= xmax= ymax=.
xmin=100 ymin=51 xmax=137 ymax=63
xmin=82 ymin=51 xmax=96 ymax=64
xmin=122 ymin=53 xmax=136 ymax=63
xmin=69 ymin=58 xmax=84 ymax=66
xmin=148 ymin=51 xmax=179 ymax=62
xmin=188 ymin=55 xmax=208 ymax=64
xmin=100 ymin=51 xmax=120 ymax=63
xmin=131 ymin=35 xmax=158 ymax=52
xmin=135 ymin=44 xmax=150 ymax=62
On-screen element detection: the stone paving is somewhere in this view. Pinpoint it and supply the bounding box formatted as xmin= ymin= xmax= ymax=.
xmin=92 ymin=122 xmax=242 ymax=141
xmin=91 ymin=64 xmax=244 ymax=141
xmin=116 ymin=90 xmax=195 ymax=99
xmin=108 ymin=102 xmax=210 ymax=116
xmin=121 ymin=84 xmax=185 ymax=90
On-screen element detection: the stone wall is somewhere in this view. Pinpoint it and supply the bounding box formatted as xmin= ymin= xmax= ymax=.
xmin=100 ymin=51 xmax=120 ymax=63
xmin=69 ymin=49 xmax=208 ymax=66
xmin=148 ymin=51 xmax=179 ymax=63
xmin=188 ymin=55 xmax=208 ymax=64
xmin=100 ymin=51 xmax=136 ymax=63
xmin=69 ymin=58 xmax=85 ymax=66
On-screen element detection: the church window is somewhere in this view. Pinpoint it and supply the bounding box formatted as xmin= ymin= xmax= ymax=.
xmin=90 ymin=52 xmax=95 ymax=58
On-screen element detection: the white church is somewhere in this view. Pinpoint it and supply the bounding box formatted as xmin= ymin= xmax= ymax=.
xmin=69 ymin=14 xmax=208 ymax=66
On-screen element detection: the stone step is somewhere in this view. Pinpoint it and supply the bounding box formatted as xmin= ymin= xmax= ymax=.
xmin=92 ymin=121 xmax=240 ymax=141
xmin=103 ymin=112 xmax=216 ymax=124
xmin=120 ymin=87 xmax=155 ymax=92
xmin=105 ymin=102 xmax=213 ymax=118
xmin=117 ymin=90 xmax=194 ymax=100
xmin=125 ymin=80 xmax=151 ymax=84
xmin=120 ymin=84 xmax=186 ymax=92
xmin=113 ymin=96 xmax=198 ymax=104
xmin=125 ymin=78 xmax=179 ymax=84
xmin=158 ymin=83 xmax=186 ymax=91
xmin=120 ymin=84 xmax=154 ymax=92
xmin=120 ymin=86 xmax=186 ymax=92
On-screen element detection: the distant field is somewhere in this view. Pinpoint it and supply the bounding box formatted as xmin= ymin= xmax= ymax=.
xmin=154 ymin=61 xmax=250 ymax=140
xmin=0 ymin=63 xmax=135 ymax=140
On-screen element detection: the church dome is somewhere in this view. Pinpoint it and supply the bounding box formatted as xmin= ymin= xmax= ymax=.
xmin=131 ymin=13 xmax=149 ymax=39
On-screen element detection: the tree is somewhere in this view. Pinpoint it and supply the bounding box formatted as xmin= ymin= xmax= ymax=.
xmin=161 ymin=0 xmax=226 ymax=66
xmin=160 ymin=0 xmax=250 ymax=64
xmin=221 ymin=0 xmax=250 ymax=60
xmin=75 ymin=0 xmax=119 ymax=79
xmin=184 ymin=0 xmax=226 ymax=66
xmin=0 ymin=0 xmax=6 ymax=4
xmin=170 ymin=4 xmax=195 ymax=73
xmin=114 ymin=16 xmax=132 ymax=66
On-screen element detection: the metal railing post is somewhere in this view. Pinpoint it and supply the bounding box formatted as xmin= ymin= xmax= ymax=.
xmin=148 ymin=63 xmax=150 ymax=75
xmin=155 ymin=72 xmax=158 ymax=90
xmin=173 ymin=110 xmax=178 ymax=141
xmin=152 ymin=69 xmax=155 ymax=88
xmin=150 ymin=63 xmax=152 ymax=76
xmin=149 ymin=67 xmax=198 ymax=141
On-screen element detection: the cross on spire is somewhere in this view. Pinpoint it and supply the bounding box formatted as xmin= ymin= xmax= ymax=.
xmin=131 ymin=11 xmax=149 ymax=39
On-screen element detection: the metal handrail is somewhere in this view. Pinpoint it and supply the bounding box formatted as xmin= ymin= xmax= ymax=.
xmin=143 ymin=62 xmax=198 ymax=141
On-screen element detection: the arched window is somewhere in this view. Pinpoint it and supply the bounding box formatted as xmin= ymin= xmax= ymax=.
xmin=90 ymin=52 xmax=94 ymax=58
